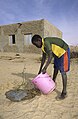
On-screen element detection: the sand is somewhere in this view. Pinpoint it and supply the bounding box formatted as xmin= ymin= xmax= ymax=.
xmin=0 ymin=52 xmax=78 ymax=119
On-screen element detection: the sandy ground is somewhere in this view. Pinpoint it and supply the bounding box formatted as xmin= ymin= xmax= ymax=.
xmin=0 ymin=52 xmax=78 ymax=119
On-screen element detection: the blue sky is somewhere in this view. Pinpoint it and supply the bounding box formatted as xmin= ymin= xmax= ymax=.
xmin=0 ymin=0 xmax=78 ymax=45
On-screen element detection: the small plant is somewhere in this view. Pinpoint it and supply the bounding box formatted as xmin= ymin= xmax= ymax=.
xmin=13 ymin=64 xmax=28 ymax=90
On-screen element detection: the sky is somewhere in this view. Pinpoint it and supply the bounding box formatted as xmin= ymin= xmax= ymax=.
xmin=0 ymin=0 xmax=78 ymax=45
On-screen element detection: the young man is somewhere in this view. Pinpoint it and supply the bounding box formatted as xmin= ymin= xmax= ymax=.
xmin=31 ymin=34 xmax=70 ymax=99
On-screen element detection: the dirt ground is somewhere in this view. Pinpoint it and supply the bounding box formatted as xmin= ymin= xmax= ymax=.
xmin=0 ymin=52 xmax=78 ymax=119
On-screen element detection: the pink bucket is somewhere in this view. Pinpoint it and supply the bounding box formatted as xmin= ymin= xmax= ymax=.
xmin=32 ymin=73 xmax=55 ymax=94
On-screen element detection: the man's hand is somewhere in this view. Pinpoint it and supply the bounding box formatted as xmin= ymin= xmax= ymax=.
xmin=41 ymin=67 xmax=46 ymax=74
xmin=38 ymin=70 xmax=41 ymax=74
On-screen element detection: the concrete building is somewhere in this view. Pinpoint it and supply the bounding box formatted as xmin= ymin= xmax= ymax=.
xmin=0 ymin=19 xmax=62 ymax=53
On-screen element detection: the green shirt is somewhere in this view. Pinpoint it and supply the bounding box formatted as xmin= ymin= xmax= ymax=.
xmin=42 ymin=37 xmax=69 ymax=57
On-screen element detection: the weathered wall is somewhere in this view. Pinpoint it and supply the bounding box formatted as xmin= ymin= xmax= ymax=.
xmin=44 ymin=20 xmax=62 ymax=38
xmin=0 ymin=19 xmax=62 ymax=53
xmin=21 ymin=19 xmax=44 ymax=53
xmin=0 ymin=19 xmax=44 ymax=53
xmin=21 ymin=19 xmax=44 ymax=36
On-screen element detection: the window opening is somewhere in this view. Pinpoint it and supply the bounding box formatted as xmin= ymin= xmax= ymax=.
xmin=9 ymin=35 xmax=15 ymax=45
xmin=24 ymin=34 xmax=32 ymax=45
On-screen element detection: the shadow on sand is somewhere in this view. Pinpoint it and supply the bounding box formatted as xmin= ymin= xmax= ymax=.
xmin=5 ymin=72 xmax=62 ymax=101
xmin=5 ymin=72 xmax=41 ymax=102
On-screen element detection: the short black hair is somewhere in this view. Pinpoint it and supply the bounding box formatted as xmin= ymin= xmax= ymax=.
xmin=31 ymin=34 xmax=42 ymax=44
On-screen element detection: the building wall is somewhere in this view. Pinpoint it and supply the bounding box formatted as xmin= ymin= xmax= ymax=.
xmin=44 ymin=20 xmax=62 ymax=38
xmin=0 ymin=19 xmax=62 ymax=53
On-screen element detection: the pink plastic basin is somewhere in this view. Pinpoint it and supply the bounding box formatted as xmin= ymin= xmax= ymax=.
xmin=32 ymin=73 xmax=55 ymax=94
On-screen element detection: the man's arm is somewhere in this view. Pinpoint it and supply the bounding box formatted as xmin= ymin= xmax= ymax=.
xmin=42 ymin=50 xmax=53 ymax=73
xmin=38 ymin=52 xmax=46 ymax=74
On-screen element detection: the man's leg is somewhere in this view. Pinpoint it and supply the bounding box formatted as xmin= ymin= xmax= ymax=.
xmin=52 ymin=68 xmax=58 ymax=82
xmin=60 ymin=72 xmax=67 ymax=99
